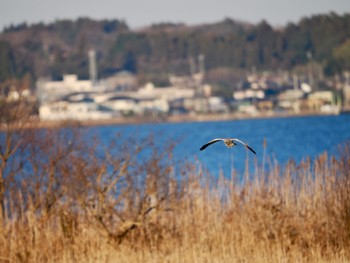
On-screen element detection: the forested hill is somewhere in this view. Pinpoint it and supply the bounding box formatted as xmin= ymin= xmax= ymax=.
xmin=0 ymin=13 xmax=350 ymax=84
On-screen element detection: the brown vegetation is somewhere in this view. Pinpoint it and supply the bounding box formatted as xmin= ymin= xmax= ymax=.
xmin=1 ymin=99 xmax=350 ymax=262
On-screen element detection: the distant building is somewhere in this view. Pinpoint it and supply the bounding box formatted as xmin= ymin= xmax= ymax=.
xmin=237 ymin=103 xmax=259 ymax=115
xmin=169 ymin=74 xmax=200 ymax=88
xmin=36 ymin=67 xmax=226 ymax=120
xmin=233 ymin=89 xmax=265 ymax=100
xmin=103 ymin=71 xmax=138 ymax=91
xmin=207 ymin=97 xmax=229 ymax=113
xmin=307 ymin=90 xmax=340 ymax=114
xmin=137 ymin=97 xmax=169 ymax=114
xmin=137 ymin=82 xmax=195 ymax=101
xmin=278 ymin=89 xmax=304 ymax=101
xmin=307 ymin=90 xmax=334 ymax=102
xmin=343 ymin=84 xmax=350 ymax=109
xmin=36 ymin=74 xmax=94 ymax=103
xmin=39 ymin=100 xmax=112 ymax=121
xmin=183 ymin=97 xmax=209 ymax=113
xmin=100 ymin=96 xmax=138 ymax=115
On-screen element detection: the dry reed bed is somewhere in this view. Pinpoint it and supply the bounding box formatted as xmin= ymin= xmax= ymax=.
xmin=0 ymin=125 xmax=350 ymax=262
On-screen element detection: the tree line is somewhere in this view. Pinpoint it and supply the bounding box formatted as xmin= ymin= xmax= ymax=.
xmin=0 ymin=13 xmax=350 ymax=88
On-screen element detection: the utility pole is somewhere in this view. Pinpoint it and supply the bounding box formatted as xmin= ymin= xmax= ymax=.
xmin=88 ymin=49 xmax=97 ymax=86
xmin=293 ymin=74 xmax=299 ymax=90
xmin=189 ymin=56 xmax=196 ymax=77
xmin=198 ymin=54 xmax=205 ymax=79
xmin=307 ymin=51 xmax=315 ymax=90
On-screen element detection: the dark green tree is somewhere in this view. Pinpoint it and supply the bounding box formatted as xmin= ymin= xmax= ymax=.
xmin=0 ymin=41 xmax=15 ymax=81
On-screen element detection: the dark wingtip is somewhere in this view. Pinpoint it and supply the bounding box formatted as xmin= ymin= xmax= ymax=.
xmin=247 ymin=146 xmax=257 ymax=155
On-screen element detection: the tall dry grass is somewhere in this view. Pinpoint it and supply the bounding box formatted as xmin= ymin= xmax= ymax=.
xmin=1 ymin=101 xmax=350 ymax=262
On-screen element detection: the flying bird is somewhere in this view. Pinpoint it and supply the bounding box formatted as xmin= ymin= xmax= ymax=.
xmin=200 ymin=138 xmax=256 ymax=155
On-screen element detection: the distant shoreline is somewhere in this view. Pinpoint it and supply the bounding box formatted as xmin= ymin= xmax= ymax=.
xmin=32 ymin=110 xmax=342 ymax=129
xmin=1 ymin=110 xmax=344 ymax=131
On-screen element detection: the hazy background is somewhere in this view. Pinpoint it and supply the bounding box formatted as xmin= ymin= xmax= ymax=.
xmin=1 ymin=0 xmax=350 ymax=30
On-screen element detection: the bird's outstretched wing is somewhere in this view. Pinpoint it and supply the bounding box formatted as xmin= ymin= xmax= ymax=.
xmin=200 ymin=138 xmax=223 ymax=151
xmin=232 ymin=138 xmax=256 ymax=155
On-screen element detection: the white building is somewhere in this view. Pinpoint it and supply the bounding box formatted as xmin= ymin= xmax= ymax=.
xmin=39 ymin=100 xmax=112 ymax=121
xmin=207 ymin=97 xmax=229 ymax=112
xmin=307 ymin=90 xmax=334 ymax=102
xmin=37 ymin=74 xmax=94 ymax=103
xmin=233 ymin=89 xmax=265 ymax=100
xmin=103 ymin=71 xmax=138 ymax=91
xmin=137 ymin=97 xmax=169 ymax=114
xmin=278 ymin=89 xmax=304 ymax=101
xmin=137 ymin=82 xmax=195 ymax=101
xmin=100 ymin=96 xmax=138 ymax=114
xmin=36 ymin=71 xmax=206 ymax=120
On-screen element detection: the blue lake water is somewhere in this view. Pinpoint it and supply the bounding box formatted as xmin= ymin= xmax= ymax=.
xmin=86 ymin=114 xmax=350 ymax=178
